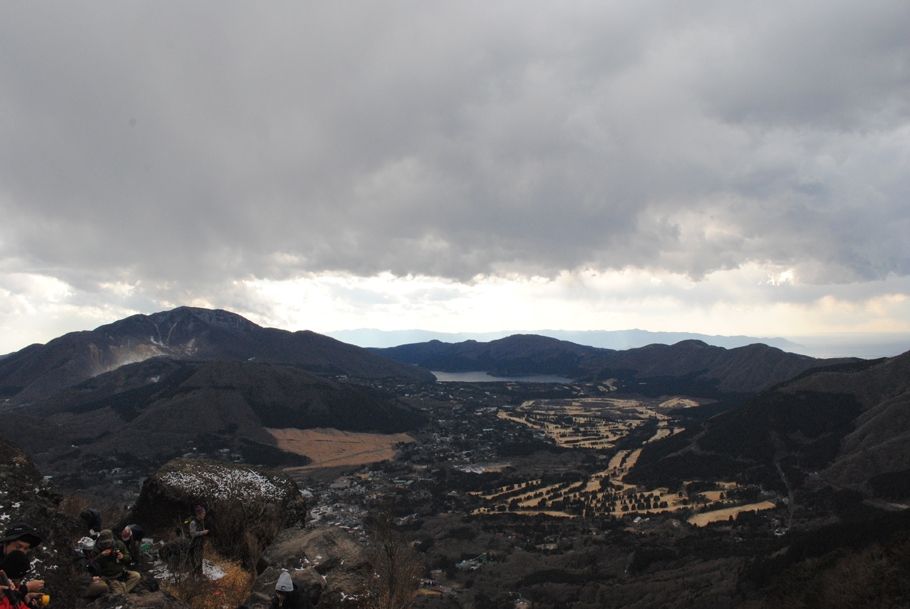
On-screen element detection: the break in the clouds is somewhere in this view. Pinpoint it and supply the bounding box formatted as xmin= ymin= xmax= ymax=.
xmin=0 ymin=1 xmax=909 ymax=352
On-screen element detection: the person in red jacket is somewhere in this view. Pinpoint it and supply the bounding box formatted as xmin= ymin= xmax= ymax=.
xmin=0 ymin=551 xmax=41 ymax=608
xmin=0 ymin=523 xmax=45 ymax=607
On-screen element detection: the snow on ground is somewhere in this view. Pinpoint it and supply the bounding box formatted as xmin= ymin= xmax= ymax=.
xmin=202 ymin=559 xmax=226 ymax=580
xmin=160 ymin=464 xmax=287 ymax=501
xmin=151 ymin=558 xmax=225 ymax=582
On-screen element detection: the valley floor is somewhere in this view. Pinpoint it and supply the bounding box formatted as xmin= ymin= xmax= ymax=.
xmin=287 ymin=379 xmax=792 ymax=608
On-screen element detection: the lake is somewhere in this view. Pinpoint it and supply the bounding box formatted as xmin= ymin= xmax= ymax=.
xmin=431 ymin=371 xmax=574 ymax=383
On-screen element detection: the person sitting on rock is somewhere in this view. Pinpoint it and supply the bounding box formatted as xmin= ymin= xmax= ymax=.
xmin=84 ymin=529 xmax=141 ymax=598
xmin=188 ymin=505 xmax=210 ymax=576
xmin=0 ymin=523 xmax=45 ymax=600
xmin=0 ymin=550 xmax=38 ymax=609
xmin=270 ymin=569 xmax=310 ymax=609
xmin=119 ymin=523 xmax=146 ymax=567
xmin=79 ymin=508 xmax=102 ymax=537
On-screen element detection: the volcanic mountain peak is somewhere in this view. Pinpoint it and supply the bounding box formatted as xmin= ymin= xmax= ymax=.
xmin=101 ymin=306 xmax=260 ymax=341
xmin=0 ymin=307 xmax=432 ymax=403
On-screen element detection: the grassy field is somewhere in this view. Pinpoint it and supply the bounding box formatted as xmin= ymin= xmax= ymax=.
xmin=687 ymin=501 xmax=777 ymax=527
xmin=267 ymin=427 xmax=414 ymax=469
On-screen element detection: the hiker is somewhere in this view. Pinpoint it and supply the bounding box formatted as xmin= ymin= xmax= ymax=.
xmin=119 ymin=523 xmax=146 ymax=566
xmin=84 ymin=529 xmax=141 ymax=598
xmin=79 ymin=508 xmax=102 ymax=537
xmin=0 ymin=551 xmax=38 ymax=609
xmin=270 ymin=569 xmax=310 ymax=609
xmin=188 ymin=505 xmax=210 ymax=576
xmin=0 ymin=523 xmax=45 ymax=598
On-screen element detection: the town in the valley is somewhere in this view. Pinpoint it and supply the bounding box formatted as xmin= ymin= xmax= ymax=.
xmin=286 ymin=378 xmax=785 ymax=606
xmin=67 ymin=375 xmax=788 ymax=607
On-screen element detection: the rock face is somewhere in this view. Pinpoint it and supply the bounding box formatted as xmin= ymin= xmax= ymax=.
xmin=0 ymin=439 xmax=86 ymax=609
xmin=131 ymin=458 xmax=306 ymax=567
xmin=246 ymin=525 xmax=370 ymax=609
xmin=84 ymin=590 xmax=191 ymax=609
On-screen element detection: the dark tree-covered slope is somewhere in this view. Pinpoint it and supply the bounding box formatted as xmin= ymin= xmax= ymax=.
xmin=630 ymin=350 xmax=910 ymax=499
xmin=2 ymin=357 xmax=425 ymax=478
xmin=373 ymin=335 xmax=856 ymax=394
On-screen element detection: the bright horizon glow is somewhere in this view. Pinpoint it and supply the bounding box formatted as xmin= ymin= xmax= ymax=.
xmin=2 ymin=265 xmax=909 ymax=357
xmin=238 ymin=266 xmax=910 ymax=338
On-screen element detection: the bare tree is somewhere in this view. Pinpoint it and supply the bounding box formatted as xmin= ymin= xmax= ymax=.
xmin=365 ymin=511 xmax=423 ymax=609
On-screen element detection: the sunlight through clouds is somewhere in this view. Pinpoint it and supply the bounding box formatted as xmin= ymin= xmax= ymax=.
xmin=223 ymin=266 xmax=910 ymax=346
xmin=0 ymin=1 xmax=907 ymax=355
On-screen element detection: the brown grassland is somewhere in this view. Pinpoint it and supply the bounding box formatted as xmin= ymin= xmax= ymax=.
xmin=267 ymin=427 xmax=415 ymax=470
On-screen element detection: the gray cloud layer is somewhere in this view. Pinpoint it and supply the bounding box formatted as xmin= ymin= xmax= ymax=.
xmin=1 ymin=1 xmax=908 ymax=288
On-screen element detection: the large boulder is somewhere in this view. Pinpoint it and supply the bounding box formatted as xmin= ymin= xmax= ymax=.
xmin=246 ymin=525 xmax=370 ymax=609
xmin=131 ymin=458 xmax=306 ymax=567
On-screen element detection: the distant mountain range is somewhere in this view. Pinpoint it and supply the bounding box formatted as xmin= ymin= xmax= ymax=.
xmin=331 ymin=328 xmax=804 ymax=351
xmin=335 ymin=328 xmax=910 ymax=359
xmin=371 ymin=334 xmax=857 ymax=394
xmin=1 ymin=305 xmax=899 ymax=493
xmin=0 ymin=306 xmax=432 ymax=403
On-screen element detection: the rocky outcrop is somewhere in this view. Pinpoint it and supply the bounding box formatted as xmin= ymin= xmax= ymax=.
xmin=131 ymin=458 xmax=306 ymax=567
xmin=246 ymin=526 xmax=370 ymax=609
xmin=84 ymin=590 xmax=191 ymax=609
xmin=0 ymin=439 xmax=87 ymax=609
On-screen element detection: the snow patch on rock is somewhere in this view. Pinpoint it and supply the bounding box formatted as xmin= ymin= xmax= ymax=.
xmin=159 ymin=464 xmax=286 ymax=502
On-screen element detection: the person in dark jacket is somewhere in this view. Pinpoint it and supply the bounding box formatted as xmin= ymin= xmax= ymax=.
xmin=270 ymin=570 xmax=310 ymax=609
xmin=79 ymin=508 xmax=102 ymax=537
xmin=188 ymin=505 xmax=209 ymax=576
xmin=84 ymin=530 xmax=141 ymax=597
xmin=0 ymin=548 xmax=43 ymax=608
xmin=0 ymin=523 xmax=45 ymax=600
xmin=119 ymin=524 xmax=145 ymax=567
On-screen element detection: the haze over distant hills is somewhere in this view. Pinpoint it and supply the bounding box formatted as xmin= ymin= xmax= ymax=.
xmin=331 ymin=328 xmax=803 ymax=351
xmin=332 ymin=328 xmax=910 ymax=359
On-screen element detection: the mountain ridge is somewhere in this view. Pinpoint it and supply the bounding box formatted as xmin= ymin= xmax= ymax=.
xmin=331 ymin=327 xmax=804 ymax=351
xmin=372 ymin=334 xmax=856 ymax=394
xmin=0 ymin=306 xmax=433 ymax=403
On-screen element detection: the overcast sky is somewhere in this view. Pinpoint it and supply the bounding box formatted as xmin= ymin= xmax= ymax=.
xmin=1 ymin=1 xmax=909 ymax=355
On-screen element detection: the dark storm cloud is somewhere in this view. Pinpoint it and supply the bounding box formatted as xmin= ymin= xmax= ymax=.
xmin=0 ymin=0 xmax=908 ymax=290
